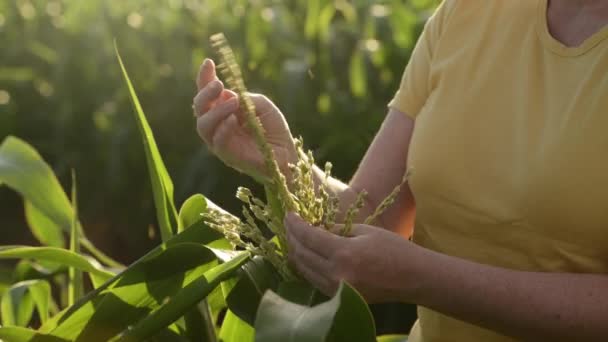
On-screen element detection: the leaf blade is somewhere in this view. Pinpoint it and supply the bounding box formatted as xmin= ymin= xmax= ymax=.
xmin=114 ymin=43 xmax=179 ymax=241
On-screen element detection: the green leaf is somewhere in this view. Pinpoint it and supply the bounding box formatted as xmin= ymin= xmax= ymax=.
xmin=37 ymin=213 xmax=230 ymax=338
xmin=115 ymin=251 xmax=250 ymax=341
xmin=226 ymin=257 xmax=281 ymax=325
xmin=115 ymin=43 xmax=179 ymax=241
xmin=24 ymin=201 xmax=64 ymax=248
xmin=179 ymin=194 xmax=218 ymax=342
xmin=68 ymin=171 xmax=83 ymax=306
xmin=0 ymin=136 xmax=121 ymax=268
xmin=276 ymin=281 xmax=325 ymax=307
xmin=178 ymin=194 xmax=207 ymax=233
xmin=254 ymin=282 xmax=376 ymax=342
xmin=377 ymin=335 xmax=408 ymax=342
xmin=26 ymin=279 xmax=52 ymax=324
xmin=0 ymin=326 xmax=68 ymax=342
xmin=0 ymin=246 xmax=114 ymax=285
xmin=0 ymin=136 xmax=69 ymax=246
xmin=219 ymin=310 xmax=254 ymax=342
xmin=183 ymin=302 xmax=216 ymax=342
xmin=1 ymin=280 xmax=51 ymax=327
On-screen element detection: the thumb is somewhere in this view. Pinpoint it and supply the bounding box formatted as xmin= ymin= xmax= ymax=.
xmin=328 ymin=223 xmax=373 ymax=237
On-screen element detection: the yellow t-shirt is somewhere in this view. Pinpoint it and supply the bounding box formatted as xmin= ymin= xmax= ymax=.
xmin=389 ymin=0 xmax=608 ymax=341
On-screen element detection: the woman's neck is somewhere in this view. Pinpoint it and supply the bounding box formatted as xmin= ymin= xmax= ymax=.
xmin=547 ymin=0 xmax=608 ymax=47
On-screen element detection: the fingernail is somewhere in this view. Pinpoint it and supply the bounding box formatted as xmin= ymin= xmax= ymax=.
xmin=203 ymin=58 xmax=211 ymax=67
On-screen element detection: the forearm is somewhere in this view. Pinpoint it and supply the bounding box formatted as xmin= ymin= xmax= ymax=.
xmin=412 ymin=248 xmax=608 ymax=341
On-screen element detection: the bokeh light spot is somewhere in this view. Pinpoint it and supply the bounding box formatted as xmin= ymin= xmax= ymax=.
xmin=0 ymin=90 xmax=10 ymax=105
xmin=46 ymin=2 xmax=62 ymax=18
xmin=127 ymin=12 xmax=144 ymax=29
xmin=19 ymin=1 xmax=37 ymax=20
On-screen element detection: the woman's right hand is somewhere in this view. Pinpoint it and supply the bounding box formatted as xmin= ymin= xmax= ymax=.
xmin=193 ymin=59 xmax=298 ymax=182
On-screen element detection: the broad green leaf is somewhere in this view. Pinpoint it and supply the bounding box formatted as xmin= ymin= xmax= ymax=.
xmin=276 ymin=281 xmax=325 ymax=307
xmin=0 ymin=326 xmax=67 ymax=342
xmin=183 ymin=303 xmax=216 ymax=342
xmin=24 ymin=201 xmax=64 ymax=248
xmin=0 ymin=136 xmax=121 ymax=268
xmin=0 ymin=246 xmax=114 ymax=285
xmin=179 ymin=195 xmax=217 ymax=342
xmin=115 ymin=251 xmax=250 ymax=341
xmin=377 ymin=335 xmax=408 ymax=342
xmin=254 ymin=282 xmax=376 ymax=342
xmin=0 ymin=136 xmax=70 ymax=246
xmin=1 ymin=282 xmax=33 ymax=327
xmin=26 ymin=280 xmax=52 ymax=324
xmin=226 ymin=257 xmax=281 ymax=325
xmin=45 ymin=243 xmax=219 ymax=341
xmin=1 ymin=280 xmax=51 ymax=327
xmin=68 ymin=171 xmax=83 ymax=306
xmin=38 ymin=215 xmax=231 ymax=336
xmin=115 ymin=44 xmax=179 ymax=241
xmin=219 ymin=310 xmax=254 ymax=342
xmin=178 ymin=194 xmax=207 ymax=233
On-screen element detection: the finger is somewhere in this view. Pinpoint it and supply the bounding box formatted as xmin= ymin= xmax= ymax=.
xmin=287 ymin=230 xmax=333 ymax=275
xmin=197 ymin=59 xmax=218 ymax=91
xmin=196 ymin=97 xmax=239 ymax=144
xmin=284 ymin=213 xmax=342 ymax=258
xmin=329 ymin=223 xmax=375 ymax=237
xmin=211 ymin=114 xmax=239 ymax=150
xmin=293 ymin=260 xmax=336 ymax=296
xmin=288 ymin=237 xmax=336 ymax=295
xmin=193 ymin=80 xmax=224 ymax=116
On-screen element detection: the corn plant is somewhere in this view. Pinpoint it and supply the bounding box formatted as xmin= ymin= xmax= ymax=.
xmin=0 ymin=36 xmax=408 ymax=342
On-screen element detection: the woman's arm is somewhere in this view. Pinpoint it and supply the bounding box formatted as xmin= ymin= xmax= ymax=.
xmin=284 ymin=216 xmax=608 ymax=341
xmin=308 ymin=108 xmax=416 ymax=236
xmin=418 ymin=248 xmax=608 ymax=341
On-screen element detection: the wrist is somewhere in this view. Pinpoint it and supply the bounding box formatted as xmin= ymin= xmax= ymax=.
xmin=396 ymin=243 xmax=444 ymax=305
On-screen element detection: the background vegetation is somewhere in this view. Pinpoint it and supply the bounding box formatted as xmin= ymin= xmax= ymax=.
xmin=0 ymin=0 xmax=438 ymax=334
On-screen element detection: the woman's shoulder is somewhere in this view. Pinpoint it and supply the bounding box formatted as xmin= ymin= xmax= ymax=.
xmin=444 ymin=0 xmax=538 ymax=20
xmin=435 ymin=0 xmax=538 ymax=37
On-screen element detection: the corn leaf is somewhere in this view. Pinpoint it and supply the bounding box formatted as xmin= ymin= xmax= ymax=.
xmin=68 ymin=171 xmax=83 ymax=306
xmin=115 ymin=43 xmax=179 ymax=241
xmin=377 ymin=335 xmax=408 ymax=342
xmin=114 ymin=251 xmax=250 ymax=341
xmin=0 ymin=136 xmax=121 ymax=268
xmin=24 ymin=201 xmax=64 ymax=248
xmin=219 ymin=310 xmax=254 ymax=342
xmin=178 ymin=194 xmax=217 ymax=341
xmin=254 ymin=282 xmax=376 ymax=342
xmin=225 ymin=257 xmax=281 ymax=325
xmin=0 ymin=326 xmax=67 ymax=342
xmin=1 ymin=280 xmax=51 ymax=327
xmin=0 ymin=246 xmax=114 ymax=287
xmin=178 ymin=194 xmax=207 ymax=232
xmin=0 ymin=136 xmax=69 ymax=247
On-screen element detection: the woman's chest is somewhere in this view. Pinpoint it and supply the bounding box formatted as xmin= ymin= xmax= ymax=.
xmin=407 ymin=56 xmax=608 ymax=249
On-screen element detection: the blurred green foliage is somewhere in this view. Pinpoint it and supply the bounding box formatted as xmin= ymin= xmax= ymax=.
xmin=0 ymin=0 xmax=437 ymax=333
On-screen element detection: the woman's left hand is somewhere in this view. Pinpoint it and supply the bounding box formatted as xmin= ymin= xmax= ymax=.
xmin=284 ymin=213 xmax=427 ymax=303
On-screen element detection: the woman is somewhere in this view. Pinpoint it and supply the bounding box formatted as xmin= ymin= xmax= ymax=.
xmin=192 ymin=0 xmax=608 ymax=340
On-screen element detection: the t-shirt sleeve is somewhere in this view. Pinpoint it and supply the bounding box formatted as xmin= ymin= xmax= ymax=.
xmin=388 ymin=0 xmax=454 ymax=119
